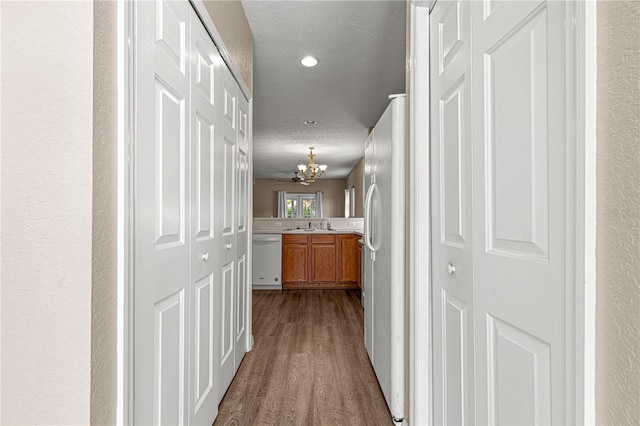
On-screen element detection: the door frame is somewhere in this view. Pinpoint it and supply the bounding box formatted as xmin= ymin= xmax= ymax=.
xmin=407 ymin=1 xmax=597 ymax=424
xmin=116 ymin=0 xmax=254 ymax=423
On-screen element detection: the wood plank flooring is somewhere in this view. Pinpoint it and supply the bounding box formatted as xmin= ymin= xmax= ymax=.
xmin=214 ymin=290 xmax=393 ymax=426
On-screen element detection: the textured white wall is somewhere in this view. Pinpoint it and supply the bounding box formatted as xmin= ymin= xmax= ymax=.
xmin=596 ymin=1 xmax=640 ymax=424
xmin=1 ymin=1 xmax=93 ymax=424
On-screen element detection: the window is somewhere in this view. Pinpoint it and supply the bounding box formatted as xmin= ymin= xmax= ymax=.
xmin=286 ymin=193 xmax=319 ymax=218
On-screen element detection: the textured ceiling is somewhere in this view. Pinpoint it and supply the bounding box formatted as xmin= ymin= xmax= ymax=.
xmin=242 ymin=0 xmax=406 ymax=179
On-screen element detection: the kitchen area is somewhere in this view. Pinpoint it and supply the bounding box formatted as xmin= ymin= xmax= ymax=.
xmin=252 ymin=217 xmax=364 ymax=291
xmin=246 ymin=94 xmax=406 ymax=423
xmin=251 ymin=156 xmax=366 ymax=293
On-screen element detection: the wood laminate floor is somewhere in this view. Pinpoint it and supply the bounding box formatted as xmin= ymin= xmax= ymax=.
xmin=214 ymin=290 xmax=393 ymax=426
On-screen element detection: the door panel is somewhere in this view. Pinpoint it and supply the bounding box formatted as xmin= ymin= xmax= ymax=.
xmin=221 ymin=65 xmax=237 ymax=242
xmin=430 ymin=1 xmax=474 ymax=424
xmin=440 ymin=79 xmax=467 ymax=249
xmin=235 ymin=254 xmax=246 ymax=344
xmin=154 ymin=290 xmax=186 ymax=426
xmin=237 ymin=147 xmax=249 ymax=235
xmin=234 ymin=92 xmax=250 ymax=368
xmin=442 ymin=290 xmax=469 ymax=425
xmin=487 ymin=315 xmax=551 ymax=425
xmin=484 ymin=6 xmax=549 ymax=261
xmin=155 ymin=0 xmax=187 ymax=75
xmin=134 ymin=1 xmax=191 ymax=424
xmin=193 ymin=113 xmax=214 ymax=241
xmin=193 ymin=275 xmax=214 ymax=412
xmin=218 ymin=63 xmax=239 ymax=400
xmin=472 ymin=1 xmax=569 ymax=423
xmin=222 ymin=139 xmax=235 ymax=238
xmin=189 ymin=12 xmax=220 ymax=424
xmin=219 ymin=260 xmax=235 ymax=393
xmin=154 ymin=79 xmax=186 ymax=248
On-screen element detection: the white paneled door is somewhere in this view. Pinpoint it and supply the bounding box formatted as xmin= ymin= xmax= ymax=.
xmin=430 ymin=1 xmax=575 ymax=424
xmin=235 ymin=91 xmax=250 ymax=370
xmin=218 ymin=64 xmax=238 ymax=398
xmin=134 ymin=1 xmax=192 ymax=423
xmin=217 ymin=62 xmax=250 ymax=399
xmin=189 ymin=10 xmax=222 ymax=425
xmin=133 ymin=1 xmax=251 ymax=424
xmin=472 ymin=1 xmax=571 ymax=423
xmin=430 ymin=1 xmax=474 ymax=424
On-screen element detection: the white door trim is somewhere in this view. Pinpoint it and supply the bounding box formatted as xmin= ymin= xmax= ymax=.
xmin=408 ymin=3 xmax=432 ymax=425
xmin=575 ymin=1 xmax=597 ymax=423
xmin=116 ymin=1 xmax=253 ymax=423
xmin=407 ymin=1 xmax=596 ymax=424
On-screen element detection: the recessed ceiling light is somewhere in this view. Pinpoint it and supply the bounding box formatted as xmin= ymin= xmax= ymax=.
xmin=300 ymin=55 xmax=319 ymax=67
xmin=304 ymin=120 xmax=316 ymax=125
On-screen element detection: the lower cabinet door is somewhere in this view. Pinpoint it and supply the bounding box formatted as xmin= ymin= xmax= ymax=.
xmin=282 ymin=243 xmax=309 ymax=284
xmin=311 ymin=244 xmax=337 ymax=282
xmin=338 ymin=234 xmax=359 ymax=283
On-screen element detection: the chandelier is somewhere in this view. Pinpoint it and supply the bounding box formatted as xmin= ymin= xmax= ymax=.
xmin=297 ymin=147 xmax=327 ymax=182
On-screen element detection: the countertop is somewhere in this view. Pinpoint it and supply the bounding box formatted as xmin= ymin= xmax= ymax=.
xmin=254 ymin=229 xmax=363 ymax=237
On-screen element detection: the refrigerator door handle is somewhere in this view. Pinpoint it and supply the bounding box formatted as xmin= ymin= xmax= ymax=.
xmin=364 ymin=182 xmax=376 ymax=253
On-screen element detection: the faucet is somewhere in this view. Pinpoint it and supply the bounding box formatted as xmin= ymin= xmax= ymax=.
xmin=308 ymin=221 xmax=312 ymax=230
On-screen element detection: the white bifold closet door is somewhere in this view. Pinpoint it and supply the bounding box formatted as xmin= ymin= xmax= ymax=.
xmin=218 ymin=60 xmax=250 ymax=399
xmin=431 ymin=0 xmax=575 ymax=424
xmin=133 ymin=1 xmax=250 ymax=424
xmin=235 ymin=87 xmax=250 ymax=372
xmin=430 ymin=1 xmax=474 ymax=424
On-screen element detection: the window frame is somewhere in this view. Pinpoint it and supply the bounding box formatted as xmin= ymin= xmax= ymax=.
xmin=285 ymin=193 xmax=320 ymax=218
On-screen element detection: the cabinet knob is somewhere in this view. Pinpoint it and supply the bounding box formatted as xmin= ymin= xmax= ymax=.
xmin=226 ymin=243 xmax=233 ymax=250
xmin=447 ymin=263 xmax=456 ymax=275
xmin=202 ymin=252 xmax=209 ymax=261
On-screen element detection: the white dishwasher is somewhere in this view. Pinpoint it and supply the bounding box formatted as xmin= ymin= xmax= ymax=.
xmin=252 ymin=233 xmax=282 ymax=290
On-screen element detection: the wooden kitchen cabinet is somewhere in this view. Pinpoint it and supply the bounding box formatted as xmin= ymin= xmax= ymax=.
xmin=338 ymin=234 xmax=359 ymax=283
xmin=356 ymin=241 xmax=362 ymax=288
xmin=310 ymin=234 xmax=337 ymax=282
xmin=282 ymin=233 xmax=360 ymax=289
xmin=282 ymin=234 xmax=309 ymax=284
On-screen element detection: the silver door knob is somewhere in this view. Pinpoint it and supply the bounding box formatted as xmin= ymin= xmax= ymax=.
xmin=225 ymin=243 xmax=233 ymax=250
xmin=447 ymin=263 xmax=456 ymax=275
xmin=202 ymin=252 xmax=209 ymax=261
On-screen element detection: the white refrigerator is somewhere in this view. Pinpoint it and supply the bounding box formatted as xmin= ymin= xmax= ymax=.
xmin=363 ymin=94 xmax=405 ymax=423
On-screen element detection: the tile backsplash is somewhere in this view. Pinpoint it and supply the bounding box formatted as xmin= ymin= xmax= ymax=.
xmin=253 ymin=217 xmax=363 ymax=232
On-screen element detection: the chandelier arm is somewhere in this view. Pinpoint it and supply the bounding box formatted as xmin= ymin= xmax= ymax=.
xmin=298 ymin=147 xmax=326 ymax=180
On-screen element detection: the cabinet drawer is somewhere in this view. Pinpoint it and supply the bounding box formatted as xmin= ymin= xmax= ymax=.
xmin=311 ymin=234 xmax=336 ymax=244
xmin=283 ymin=234 xmax=309 ymax=244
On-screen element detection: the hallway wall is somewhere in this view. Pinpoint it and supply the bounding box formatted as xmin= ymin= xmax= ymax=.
xmin=1 ymin=1 xmax=94 ymax=423
xmin=253 ymin=178 xmax=347 ymax=218
xmin=345 ymin=157 xmax=365 ymax=217
xmin=203 ymin=0 xmax=254 ymax=94
xmin=596 ymin=1 xmax=640 ymax=424
xmin=91 ymin=1 xmax=118 ymax=424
